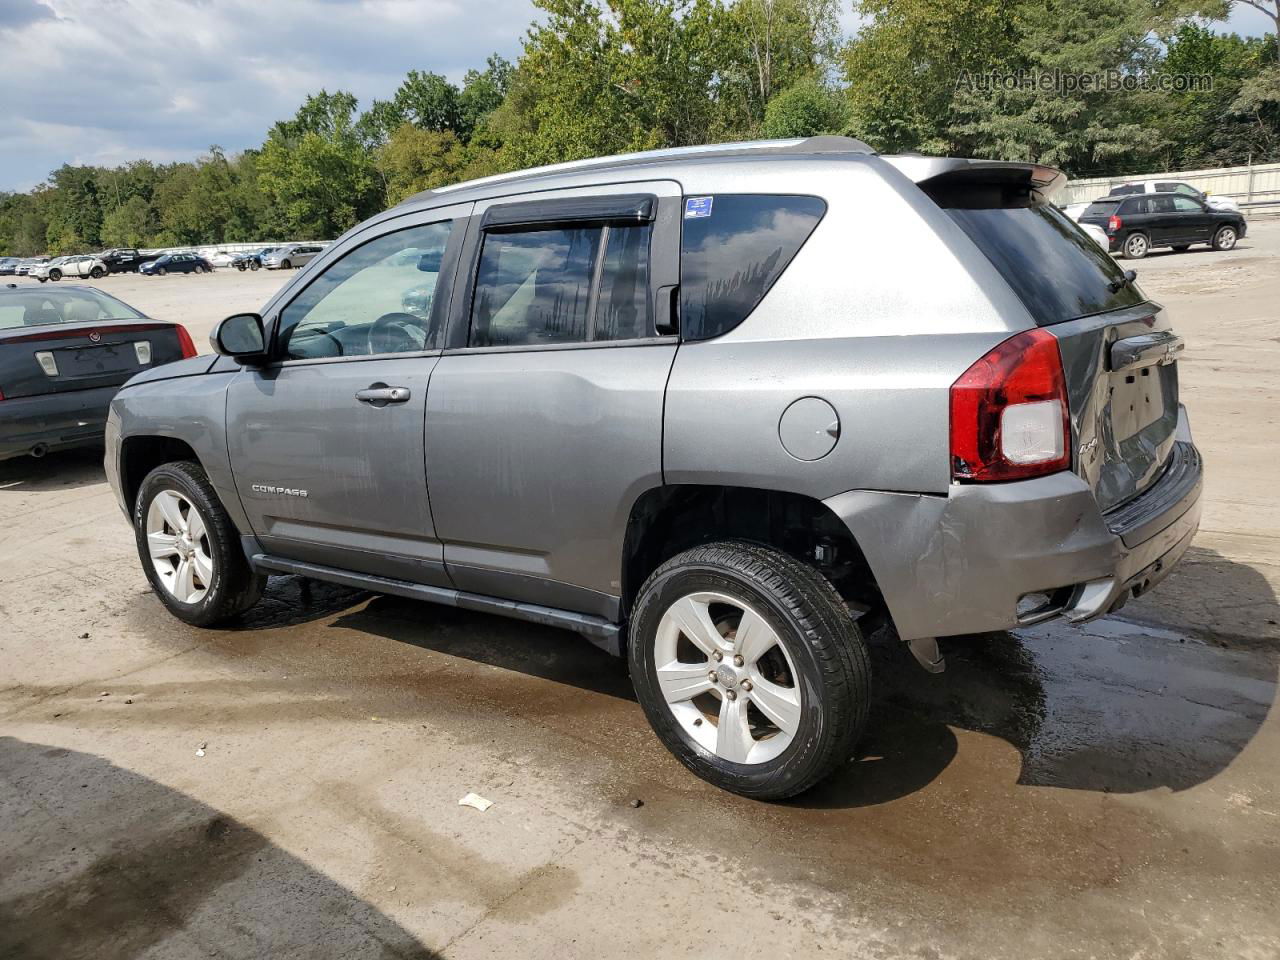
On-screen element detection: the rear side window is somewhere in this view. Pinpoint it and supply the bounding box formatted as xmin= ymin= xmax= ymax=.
xmin=471 ymin=222 xmax=652 ymax=347
xmin=941 ymin=197 xmax=1145 ymax=326
xmin=679 ymin=195 xmax=826 ymax=341
xmin=1121 ymin=197 xmax=1150 ymax=215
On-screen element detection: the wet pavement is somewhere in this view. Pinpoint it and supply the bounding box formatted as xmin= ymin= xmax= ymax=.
xmin=2 ymin=226 xmax=1280 ymax=958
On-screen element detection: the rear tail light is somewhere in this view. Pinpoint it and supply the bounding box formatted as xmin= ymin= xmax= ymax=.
xmin=175 ymin=324 xmax=198 ymax=358
xmin=949 ymin=329 xmax=1071 ymax=483
xmin=1108 ymin=214 xmax=1122 ymax=233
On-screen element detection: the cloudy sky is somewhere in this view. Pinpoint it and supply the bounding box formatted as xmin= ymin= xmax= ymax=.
xmin=1 ymin=0 xmax=1274 ymax=191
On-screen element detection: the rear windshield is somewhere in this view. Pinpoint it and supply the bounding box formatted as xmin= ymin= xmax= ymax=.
xmin=1083 ymin=199 xmax=1121 ymax=218
xmin=940 ymin=196 xmax=1145 ymax=326
xmin=0 ymin=289 xmax=145 ymax=330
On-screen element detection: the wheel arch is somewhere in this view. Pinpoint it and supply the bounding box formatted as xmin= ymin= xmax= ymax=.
xmin=620 ymin=484 xmax=888 ymax=632
xmin=118 ymin=435 xmax=203 ymax=515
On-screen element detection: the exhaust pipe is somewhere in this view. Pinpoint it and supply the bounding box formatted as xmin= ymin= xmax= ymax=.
xmin=29 ymin=443 xmax=47 ymax=458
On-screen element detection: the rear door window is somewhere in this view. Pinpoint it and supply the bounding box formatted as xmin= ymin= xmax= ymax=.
xmin=1121 ymin=197 xmax=1150 ymax=215
xmin=470 ymin=221 xmax=653 ymax=347
xmin=679 ymin=195 xmax=826 ymax=341
xmin=940 ymin=198 xmax=1146 ymax=326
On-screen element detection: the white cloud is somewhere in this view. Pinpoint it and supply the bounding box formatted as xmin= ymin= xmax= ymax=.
xmin=0 ymin=0 xmax=533 ymax=189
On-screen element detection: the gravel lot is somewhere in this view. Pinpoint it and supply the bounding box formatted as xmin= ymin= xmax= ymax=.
xmin=2 ymin=224 xmax=1279 ymax=959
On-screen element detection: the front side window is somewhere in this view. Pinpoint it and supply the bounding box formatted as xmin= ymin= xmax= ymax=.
xmin=1174 ymin=184 xmax=1203 ymax=199
xmin=279 ymin=220 xmax=452 ymax=360
xmin=470 ymin=221 xmax=652 ymax=348
xmin=1172 ymin=196 xmax=1202 ymax=212
xmin=679 ymin=195 xmax=826 ymax=341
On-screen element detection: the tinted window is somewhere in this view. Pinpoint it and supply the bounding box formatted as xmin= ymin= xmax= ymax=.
xmin=470 ymin=222 xmax=652 ymax=347
xmin=279 ymin=220 xmax=452 ymax=360
xmin=1110 ymin=184 xmax=1142 ymax=195
xmin=1172 ymin=196 xmax=1201 ymax=212
xmin=1150 ymin=196 xmax=1176 ymax=214
xmin=1154 ymin=182 xmax=1177 ymax=193
xmin=942 ymin=200 xmax=1146 ymax=326
xmin=1121 ymin=197 xmax=1150 ymax=215
xmin=680 ymin=195 xmax=826 ymax=341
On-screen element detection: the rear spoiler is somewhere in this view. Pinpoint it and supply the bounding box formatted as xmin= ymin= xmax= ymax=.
xmin=883 ymin=157 xmax=1067 ymax=204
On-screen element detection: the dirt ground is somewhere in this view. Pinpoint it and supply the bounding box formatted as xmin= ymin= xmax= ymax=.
xmin=2 ymin=225 xmax=1279 ymax=959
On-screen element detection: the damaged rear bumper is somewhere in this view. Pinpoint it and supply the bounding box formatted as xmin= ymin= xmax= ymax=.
xmin=824 ymin=410 xmax=1202 ymax=642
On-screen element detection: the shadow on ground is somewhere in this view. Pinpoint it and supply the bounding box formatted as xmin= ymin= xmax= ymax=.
xmin=334 ymin=548 xmax=1277 ymax=809
xmin=0 ymin=447 xmax=105 ymax=493
xmin=0 ymin=736 xmax=441 ymax=960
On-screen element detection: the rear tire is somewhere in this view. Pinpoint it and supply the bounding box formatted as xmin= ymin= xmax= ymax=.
xmin=1121 ymin=232 xmax=1149 ymax=259
xmin=134 ymin=460 xmax=265 ymax=627
xmin=1212 ymin=225 xmax=1238 ymax=251
xmin=629 ymin=540 xmax=870 ymax=800
xmin=250 ymin=261 xmax=260 ymax=271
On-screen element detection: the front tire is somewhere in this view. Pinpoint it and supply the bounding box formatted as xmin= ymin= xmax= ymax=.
xmin=1212 ymin=225 xmax=1238 ymax=251
xmin=134 ymin=460 xmax=265 ymax=627
xmin=157 ymin=267 xmax=167 ymax=276
xmin=49 ymin=269 xmax=62 ymax=281
xmin=629 ymin=541 xmax=870 ymax=800
xmin=1121 ymin=232 xmax=1149 ymax=259
xmin=281 ymin=259 xmax=292 ymax=270
xmin=90 ymin=266 xmax=105 ymax=278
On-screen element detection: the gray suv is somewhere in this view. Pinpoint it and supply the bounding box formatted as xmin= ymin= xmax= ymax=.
xmin=104 ymin=137 xmax=1202 ymax=799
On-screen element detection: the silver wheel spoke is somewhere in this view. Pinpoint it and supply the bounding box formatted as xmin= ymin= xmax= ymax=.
xmin=716 ymin=694 xmax=754 ymax=763
xmin=747 ymin=677 xmax=801 ymax=735
xmin=656 ymin=660 xmax=714 ymax=704
xmin=733 ymin=606 xmax=777 ymax=665
xmin=186 ymin=508 xmax=207 ymax=542
xmin=192 ymin=549 xmax=214 ymax=587
xmin=148 ymin=532 xmax=180 ymax=559
xmin=665 ymin=595 xmax=724 ymax=657
xmin=155 ymin=490 xmax=185 ymax=532
xmin=174 ymin=558 xmax=196 ymax=602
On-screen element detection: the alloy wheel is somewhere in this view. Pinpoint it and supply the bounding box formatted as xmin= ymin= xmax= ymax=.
xmin=146 ymin=489 xmax=214 ymax=604
xmin=654 ymin=591 xmax=802 ymax=765
xmin=1125 ymin=234 xmax=1147 ymax=258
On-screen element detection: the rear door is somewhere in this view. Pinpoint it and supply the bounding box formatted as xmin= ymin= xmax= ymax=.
xmin=1171 ymin=196 xmax=1214 ymax=242
xmin=225 ymin=203 xmax=468 ymax=585
xmin=424 ymin=181 xmax=681 ymax=617
xmin=938 ymin=193 xmax=1180 ymax=512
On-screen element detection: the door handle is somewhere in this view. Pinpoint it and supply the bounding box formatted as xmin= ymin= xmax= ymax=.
xmin=356 ymin=384 xmax=411 ymax=406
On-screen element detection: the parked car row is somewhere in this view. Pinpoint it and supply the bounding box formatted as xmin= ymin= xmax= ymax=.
xmin=1 ymin=241 xmax=331 ymax=282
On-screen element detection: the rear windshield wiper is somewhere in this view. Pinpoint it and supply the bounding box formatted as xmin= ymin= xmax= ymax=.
xmin=1109 ymin=269 xmax=1137 ymax=293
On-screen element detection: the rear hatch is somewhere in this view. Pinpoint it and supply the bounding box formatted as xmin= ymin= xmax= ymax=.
xmin=0 ymin=319 xmax=191 ymax=400
xmin=920 ymin=165 xmax=1179 ymax=513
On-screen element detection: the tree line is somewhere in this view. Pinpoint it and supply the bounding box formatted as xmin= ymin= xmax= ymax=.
xmin=2 ymin=0 xmax=1277 ymax=257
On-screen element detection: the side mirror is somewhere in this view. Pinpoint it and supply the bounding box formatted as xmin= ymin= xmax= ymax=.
xmin=212 ymin=313 xmax=268 ymax=364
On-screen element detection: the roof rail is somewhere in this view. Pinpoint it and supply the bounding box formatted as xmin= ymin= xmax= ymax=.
xmin=409 ymin=136 xmax=875 ymax=203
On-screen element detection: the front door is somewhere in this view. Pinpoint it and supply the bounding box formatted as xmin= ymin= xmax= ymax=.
xmin=1171 ymin=196 xmax=1215 ymax=242
xmin=425 ymin=182 xmax=682 ymax=618
xmin=226 ymin=204 xmax=469 ymax=585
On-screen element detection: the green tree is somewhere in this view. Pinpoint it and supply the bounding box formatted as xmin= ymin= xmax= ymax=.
xmin=762 ymin=74 xmax=848 ymax=136
xmin=376 ymin=124 xmax=470 ymax=203
xmin=100 ymin=195 xmax=157 ymax=247
xmin=258 ymin=91 xmax=381 ymax=238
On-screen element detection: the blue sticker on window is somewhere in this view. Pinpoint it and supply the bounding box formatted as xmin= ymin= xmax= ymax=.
xmin=684 ymin=196 xmax=713 ymax=219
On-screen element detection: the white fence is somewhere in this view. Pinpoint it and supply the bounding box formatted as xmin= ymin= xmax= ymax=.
xmin=1063 ymin=161 xmax=1280 ymax=212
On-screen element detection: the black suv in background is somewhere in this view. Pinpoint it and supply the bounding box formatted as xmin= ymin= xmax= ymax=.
xmin=98 ymin=249 xmax=150 ymax=274
xmin=1080 ymin=194 xmax=1246 ymax=259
